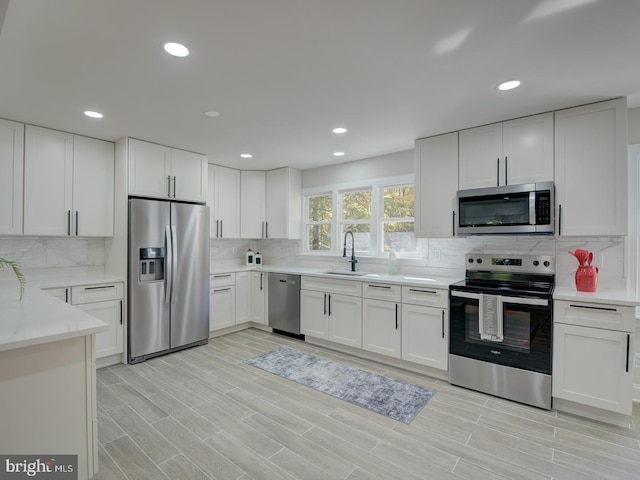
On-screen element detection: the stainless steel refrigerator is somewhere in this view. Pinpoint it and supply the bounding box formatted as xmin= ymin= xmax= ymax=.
xmin=128 ymin=198 xmax=210 ymax=363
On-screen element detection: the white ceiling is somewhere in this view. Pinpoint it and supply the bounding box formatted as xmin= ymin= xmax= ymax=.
xmin=1 ymin=0 xmax=640 ymax=171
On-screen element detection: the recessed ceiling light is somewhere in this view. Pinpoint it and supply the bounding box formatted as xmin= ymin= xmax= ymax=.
xmin=333 ymin=151 xmax=345 ymax=157
xmin=332 ymin=127 xmax=347 ymax=134
xmin=84 ymin=110 xmax=103 ymax=119
xmin=240 ymin=153 xmax=252 ymax=158
xmin=163 ymin=42 xmax=189 ymax=57
xmin=204 ymin=111 xmax=220 ymax=117
xmin=497 ymin=80 xmax=521 ymax=91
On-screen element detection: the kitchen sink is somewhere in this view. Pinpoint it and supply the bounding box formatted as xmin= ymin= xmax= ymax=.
xmin=321 ymin=270 xmax=370 ymax=277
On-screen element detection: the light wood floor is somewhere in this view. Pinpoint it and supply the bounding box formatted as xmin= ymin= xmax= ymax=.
xmin=96 ymin=329 xmax=640 ymax=480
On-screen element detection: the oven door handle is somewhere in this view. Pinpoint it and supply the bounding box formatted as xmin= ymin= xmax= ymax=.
xmin=450 ymin=290 xmax=548 ymax=307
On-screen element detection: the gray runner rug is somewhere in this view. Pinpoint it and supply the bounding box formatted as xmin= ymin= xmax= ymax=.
xmin=245 ymin=346 xmax=434 ymax=423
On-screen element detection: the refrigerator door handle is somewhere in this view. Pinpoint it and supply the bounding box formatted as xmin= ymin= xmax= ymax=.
xmin=170 ymin=225 xmax=178 ymax=305
xmin=165 ymin=225 xmax=173 ymax=305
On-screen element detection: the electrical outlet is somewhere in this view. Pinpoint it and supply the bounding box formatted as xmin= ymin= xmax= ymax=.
xmin=635 ymin=353 xmax=640 ymax=369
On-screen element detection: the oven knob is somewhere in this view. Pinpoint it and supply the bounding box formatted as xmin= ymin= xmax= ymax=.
xmin=543 ymin=261 xmax=550 ymax=267
xmin=468 ymin=258 xmax=474 ymax=263
xmin=533 ymin=260 xmax=540 ymax=266
xmin=476 ymin=258 xmax=483 ymax=264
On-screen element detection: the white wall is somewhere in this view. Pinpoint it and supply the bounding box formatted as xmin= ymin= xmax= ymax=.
xmin=629 ymin=107 xmax=640 ymax=144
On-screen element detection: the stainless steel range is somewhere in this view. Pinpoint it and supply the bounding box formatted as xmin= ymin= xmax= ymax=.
xmin=449 ymin=253 xmax=554 ymax=409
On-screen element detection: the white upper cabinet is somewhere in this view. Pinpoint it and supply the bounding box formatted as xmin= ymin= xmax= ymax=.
xmin=208 ymin=165 xmax=240 ymax=238
xmin=459 ymin=112 xmax=554 ymax=189
xmin=554 ymin=98 xmax=627 ymax=236
xmin=266 ymin=167 xmax=302 ymax=239
xmin=24 ymin=126 xmax=114 ymax=236
xmin=414 ymin=132 xmax=458 ymax=238
xmin=240 ymin=170 xmax=266 ymax=238
xmin=128 ymin=138 xmax=207 ymax=203
xmin=0 ymin=119 xmax=24 ymax=235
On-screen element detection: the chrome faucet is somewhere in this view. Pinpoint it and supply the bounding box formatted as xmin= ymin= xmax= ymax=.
xmin=343 ymin=230 xmax=358 ymax=272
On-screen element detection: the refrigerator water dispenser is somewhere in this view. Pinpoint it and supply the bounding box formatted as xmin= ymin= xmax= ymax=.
xmin=139 ymin=247 xmax=164 ymax=282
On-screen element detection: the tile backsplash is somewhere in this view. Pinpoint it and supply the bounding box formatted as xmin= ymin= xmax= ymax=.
xmin=0 ymin=237 xmax=105 ymax=270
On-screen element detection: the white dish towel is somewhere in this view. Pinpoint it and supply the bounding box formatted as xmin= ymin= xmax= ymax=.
xmin=479 ymin=294 xmax=504 ymax=342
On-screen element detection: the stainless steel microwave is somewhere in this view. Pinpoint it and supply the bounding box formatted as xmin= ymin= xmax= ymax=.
xmin=456 ymin=182 xmax=554 ymax=235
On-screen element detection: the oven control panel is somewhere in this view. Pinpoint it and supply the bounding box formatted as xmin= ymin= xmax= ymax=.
xmin=465 ymin=254 xmax=554 ymax=273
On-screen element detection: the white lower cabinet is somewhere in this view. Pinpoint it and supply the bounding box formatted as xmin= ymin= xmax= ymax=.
xmin=300 ymin=276 xmax=362 ymax=348
xmin=362 ymin=299 xmax=401 ymax=358
xmin=77 ymin=299 xmax=123 ymax=358
xmin=251 ymin=271 xmax=267 ymax=324
xmin=209 ymin=273 xmax=236 ymax=332
xmin=553 ymin=300 xmax=634 ymax=415
xmin=235 ymin=271 xmax=251 ymax=324
xmin=401 ymin=303 xmax=448 ymax=369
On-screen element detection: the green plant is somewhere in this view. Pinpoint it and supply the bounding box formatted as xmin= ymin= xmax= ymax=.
xmin=0 ymin=257 xmax=26 ymax=301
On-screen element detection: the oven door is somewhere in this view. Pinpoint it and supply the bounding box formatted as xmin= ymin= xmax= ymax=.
xmin=449 ymin=289 xmax=552 ymax=374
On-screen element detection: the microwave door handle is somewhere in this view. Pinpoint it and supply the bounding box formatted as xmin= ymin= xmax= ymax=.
xmin=529 ymin=191 xmax=537 ymax=225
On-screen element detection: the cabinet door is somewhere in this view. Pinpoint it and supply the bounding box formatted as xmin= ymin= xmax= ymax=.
xmin=554 ymin=98 xmax=627 ymax=236
xmin=251 ymin=272 xmax=267 ymax=324
xmin=459 ymin=123 xmax=503 ymax=189
xmin=265 ymin=168 xmax=302 ymax=239
xmin=170 ymin=148 xmax=207 ymax=203
xmin=216 ymin=166 xmax=240 ymax=238
xmin=128 ymin=139 xmax=171 ymax=198
xmin=300 ymin=289 xmax=328 ymax=339
xmin=235 ymin=271 xmax=251 ymax=324
xmin=401 ymin=304 xmax=447 ymax=369
xmin=210 ymin=286 xmax=235 ymax=332
xmin=502 ymin=113 xmax=554 ymax=185
xmin=328 ymin=293 xmax=362 ymax=348
xmin=24 ymin=126 xmax=73 ymax=235
xmin=362 ymin=299 xmax=401 ymax=358
xmin=414 ymin=133 xmax=458 ymax=237
xmin=0 ymin=119 xmax=24 ymax=235
xmin=240 ymin=170 xmax=266 ymax=238
xmin=77 ymin=300 xmax=123 ymax=358
xmin=553 ymin=323 xmax=633 ymax=415
xmin=73 ymin=136 xmax=115 ymax=236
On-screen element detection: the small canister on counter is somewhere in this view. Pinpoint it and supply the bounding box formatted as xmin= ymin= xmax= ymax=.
xmin=246 ymin=249 xmax=254 ymax=266
xmin=254 ymin=252 xmax=262 ymax=266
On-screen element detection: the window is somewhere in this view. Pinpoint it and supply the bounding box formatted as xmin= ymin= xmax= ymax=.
xmin=341 ymin=189 xmax=372 ymax=254
xmin=382 ymin=185 xmax=416 ymax=253
xmin=303 ymin=175 xmax=415 ymax=256
xmin=306 ymin=193 xmax=332 ymax=251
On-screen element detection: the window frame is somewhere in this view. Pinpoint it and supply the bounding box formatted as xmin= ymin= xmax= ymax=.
xmin=303 ymin=174 xmax=415 ymax=257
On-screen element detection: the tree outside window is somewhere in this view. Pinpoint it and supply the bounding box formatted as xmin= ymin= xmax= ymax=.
xmin=306 ymin=194 xmax=332 ymax=251
xmin=341 ymin=190 xmax=371 ymax=253
xmin=382 ymin=185 xmax=416 ymax=253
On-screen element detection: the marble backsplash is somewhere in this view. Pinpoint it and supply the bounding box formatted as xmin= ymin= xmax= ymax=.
xmin=0 ymin=235 xmax=627 ymax=290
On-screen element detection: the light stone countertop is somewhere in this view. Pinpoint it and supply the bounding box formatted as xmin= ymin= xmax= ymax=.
xmin=0 ymin=279 xmax=108 ymax=352
xmin=553 ymin=286 xmax=640 ymax=307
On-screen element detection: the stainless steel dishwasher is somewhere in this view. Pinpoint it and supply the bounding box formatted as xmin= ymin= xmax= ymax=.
xmin=268 ymin=273 xmax=303 ymax=339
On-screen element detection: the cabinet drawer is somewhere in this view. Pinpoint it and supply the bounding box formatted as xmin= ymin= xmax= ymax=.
xmin=301 ymin=276 xmax=362 ymax=297
xmin=71 ymin=282 xmax=123 ymax=305
xmin=554 ymin=300 xmax=635 ymax=333
xmin=362 ymin=282 xmax=401 ymax=302
xmin=210 ymin=272 xmax=235 ymax=287
xmin=402 ymin=286 xmax=447 ymax=308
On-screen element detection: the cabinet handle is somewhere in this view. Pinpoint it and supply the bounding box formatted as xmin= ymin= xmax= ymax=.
xmin=67 ymin=210 xmax=71 ymax=236
xmin=368 ymin=284 xmax=392 ymax=289
xmin=504 ymin=156 xmax=508 ymax=186
xmin=265 ymin=221 xmax=269 ymax=238
xmin=568 ymin=304 xmax=617 ymax=312
xmin=558 ymin=204 xmax=562 ymax=236
xmin=120 ymin=300 xmax=123 ymax=325
xmin=214 ymin=287 xmax=231 ymax=292
xmin=65 ymin=288 xmax=69 ymax=303
xmin=75 ymin=211 xmax=79 ymax=236
xmin=213 ymin=274 xmax=232 ymax=279
xmin=215 ymin=220 xmax=219 ymax=238
xmin=395 ymin=304 xmax=399 ymax=329
xmin=261 ymin=221 xmax=265 ymax=238
xmin=451 ymin=210 xmax=456 ymax=237
xmin=626 ymin=335 xmax=630 ymax=372
xmin=409 ymin=288 xmax=438 ymax=295
xmin=496 ymin=157 xmax=500 ymax=186
xmin=328 ymin=294 xmax=332 ymax=316
xmin=441 ymin=310 xmax=445 ymax=338
xmin=260 ymin=272 xmax=263 ymax=291
xmin=324 ymin=293 xmax=327 ymax=315
xmin=172 ymin=176 xmax=177 ymax=198
xmin=220 ymin=220 xmax=223 ymax=238
xmin=84 ymin=285 xmax=117 ymax=291
xmin=167 ymin=175 xmax=171 ymax=197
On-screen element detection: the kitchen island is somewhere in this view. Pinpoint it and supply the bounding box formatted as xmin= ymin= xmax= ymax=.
xmin=0 ymin=279 xmax=108 ymax=480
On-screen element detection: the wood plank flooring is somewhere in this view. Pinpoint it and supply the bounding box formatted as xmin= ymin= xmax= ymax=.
xmin=96 ymin=329 xmax=640 ymax=480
